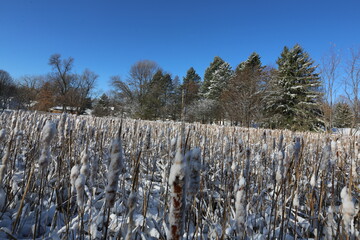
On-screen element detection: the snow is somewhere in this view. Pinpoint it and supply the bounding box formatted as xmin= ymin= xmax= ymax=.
xmin=341 ymin=187 xmax=356 ymax=233
xmin=41 ymin=121 xmax=57 ymax=145
xmin=1 ymin=110 xmax=360 ymax=239
xmin=169 ymin=151 xmax=185 ymax=187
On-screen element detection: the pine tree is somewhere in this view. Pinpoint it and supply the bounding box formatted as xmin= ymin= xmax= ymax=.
xmin=144 ymin=70 xmax=174 ymax=120
xmin=264 ymin=44 xmax=323 ymax=131
xmin=235 ymin=52 xmax=262 ymax=73
xmin=201 ymin=57 xmax=224 ymax=96
xmin=200 ymin=56 xmax=233 ymax=100
xmin=92 ymin=93 xmax=111 ymax=117
xmin=181 ymin=67 xmax=201 ymax=107
xmin=333 ymin=102 xmax=354 ymax=128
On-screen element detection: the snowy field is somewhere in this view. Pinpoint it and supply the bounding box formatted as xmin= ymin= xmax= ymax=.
xmin=0 ymin=110 xmax=359 ymax=239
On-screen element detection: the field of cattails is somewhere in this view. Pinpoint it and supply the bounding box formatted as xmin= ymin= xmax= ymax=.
xmin=0 ymin=110 xmax=359 ymax=239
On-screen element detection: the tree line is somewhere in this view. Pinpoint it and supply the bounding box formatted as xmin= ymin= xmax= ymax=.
xmin=1 ymin=44 xmax=359 ymax=131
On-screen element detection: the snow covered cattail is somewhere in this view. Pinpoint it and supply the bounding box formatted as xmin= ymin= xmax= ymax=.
xmin=0 ymin=143 xmax=11 ymax=184
xmin=80 ymin=148 xmax=90 ymax=178
xmin=90 ymin=155 xmax=99 ymax=186
xmin=324 ymin=206 xmax=335 ymax=240
xmin=235 ymin=176 xmax=246 ymax=238
xmin=39 ymin=121 xmax=57 ymax=168
xmin=38 ymin=148 xmax=50 ymax=168
xmin=125 ymin=192 xmax=137 ymax=240
xmin=75 ymin=174 xmax=86 ymax=209
xmin=187 ymin=148 xmax=201 ymax=196
xmin=169 ymin=150 xmax=186 ymax=240
xmin=144 ymin=126 xmax=151 ymax=150
xmin=340 ymin=187 xmax=356 ymax=234
xmin=310 ymin=172 xmax=316 ymax=188
xmin=41 ymin=121 xmax=57 ymax=147
xmin=105 ymin=137 xmax=124 ymax=208
xmin=57 ymin=113 xmax=67 ymax=144
xmin=170 ymin=137 xmax=177 ymax=159
xmin=293 ymin=190 xmax=299 ymax=208
xmin=70 ymin=165 xmax=80 ymax=194
xmin=0 ymin=187 xmax=5 ymax=210
xmin=0 ymin=129 xmax=5 ymax=143
xmin=244 ymin=148 xmax=251 ymax=181
xmin=276 ymin=150 xmax=284 ymax=184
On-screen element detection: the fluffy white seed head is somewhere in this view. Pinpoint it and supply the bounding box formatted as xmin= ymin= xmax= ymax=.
xmin=70 ymin=165 xmax=80 ymax=194
xmin=235 ymin=176 xmax=246 ymax=237
xmin=105 ymin=137 xmax=124 ymax=208
xmin=38 ymin=148 xmax=50 ymax=168
xmin=41 ymin=121 xmax=57 ymax=146
xmin=75 ymin=174 xmax=86 ymax=209
xmin=293 ymin=191 xmax=299 ymax=208
xmin=341 ymin=187 xmax=356 ymax=233
xmin=310 ymin=173 xmax=316 ymax=187
xmin=169 ymin=151 xmax=185 ymax=186
xmin=187 ymin=148 xmax=201 ymax=195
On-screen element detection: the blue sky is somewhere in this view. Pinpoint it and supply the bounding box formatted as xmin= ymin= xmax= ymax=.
xmin=1 ymin=0 xmax=359 ymax=95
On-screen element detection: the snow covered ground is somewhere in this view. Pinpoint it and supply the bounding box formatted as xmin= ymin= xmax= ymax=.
xmin=0 ymin=111 xmax=359 ymax=239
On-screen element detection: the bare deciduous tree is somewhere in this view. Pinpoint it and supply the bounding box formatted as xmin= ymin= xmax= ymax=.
xmin=75 ymin=69 xmax=98 ymax=113
xmin=129 ymin=60 xmax=159 ymax=99
xmin=111 ymin=60 xmax=159 ymax=117
xmin=321 ymin=44 xmax=341 ymax=130
xmin=18 ymin=75 xmax=46 ymax=109
xmin=48 ymin=54 xmax=97 ymax=113
xmin=49 ymin=54 xmax=76 ymax=111
xmin=344 ymin=48 xmax=360 ymax=127
xmin=0 ymin=70 xmax=16 ymax=110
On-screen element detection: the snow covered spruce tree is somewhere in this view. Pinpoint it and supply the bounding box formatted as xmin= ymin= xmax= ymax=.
xmin=195 ymin=56 xmax=233 ymax=123
xmin=200 ymin=56 xmax=233 ymax=100
xmin=181 ymin=67 xmax=201 ymax=108
xmin=264 ymin=44 xmax=323 ymax=131
xmin=333 ymin=102 xmax=354 ymax=128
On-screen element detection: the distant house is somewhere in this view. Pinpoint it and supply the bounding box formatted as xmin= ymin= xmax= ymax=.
xmin=49 ymin=106 xmax=78 ymax=114
xmin=48 ymin=106 xmax=92 ymax=115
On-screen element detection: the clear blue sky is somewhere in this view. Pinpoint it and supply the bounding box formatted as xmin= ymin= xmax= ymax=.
xmin=1 ymin=0 xmax=359 ymax=95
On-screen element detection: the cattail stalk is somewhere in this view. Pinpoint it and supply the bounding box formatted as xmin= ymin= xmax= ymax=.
xmin=168 ymin=150 xmax=186 ymax=240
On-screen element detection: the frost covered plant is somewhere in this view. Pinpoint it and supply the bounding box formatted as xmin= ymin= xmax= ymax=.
xmin=105 ymin=136 xmax=124 ymax=208
xmin=169 ymin=150 xmax=186 ymax=240
xmin=186 ymin=148 xmax=201 ymax=197
xmin=75 ymin=174 xmax=86 ymax=210
xmin=235 ymin=176 xmax=246 ymax=239
xmin=80 ymin=148 xmax=90 ymax=179
xmin=39 ymin=121 xmax=57 ymax=168
xmin=0 ymin=143 xmax=10 ymax=184
xmin=340 ymin=186 xmax=356 ymax=235
xmin=0 ymin=186 xmax=5 ymax=210
xmin=70 ymin=165 xmax=80 ymax=194
xmin=324 ymin=206 xmax=335 ymax=240
xmin=0 ymin=128 xmax=5 ymax=143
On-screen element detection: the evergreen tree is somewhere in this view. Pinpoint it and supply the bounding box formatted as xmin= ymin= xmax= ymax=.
xmin=144 ymin=70 xmax=174 ymax=120
xmin=235 ymin=52 xmax=262 ymax=73
xmin=201 ymin=57 xmax=224 ymax=95
xmin=264 ymin=44 xmax=323 ymax=131
xmin=181 ymin=67 xmax=201 ymax=107
xmin=92 ymin=93 xmax=111 ymax=117
xmin=200 ymin=57 xmax=233 ymax=100
xmin=333 ymin=102 xmax=353 ymax=128
xmin=170 ymin=76 xmax=183 ymax=120
xmin=200 ymin=56 xmax=233 ymax=100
